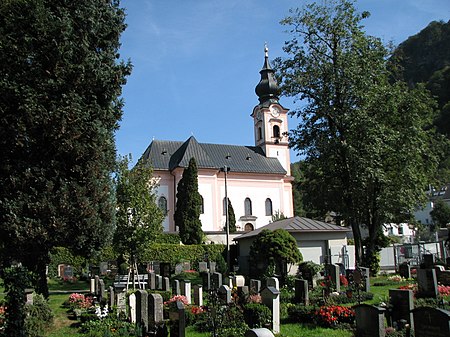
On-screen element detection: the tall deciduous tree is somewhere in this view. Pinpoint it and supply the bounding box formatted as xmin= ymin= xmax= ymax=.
xmin=430 ymin=199 xmax=450 ymax=229
xmin=174 ymin=158 xmax=204 ymax=244
xmin=0 ymin=0 xmax=131 ymax=296
xmin=113 ymin=156 xmax=164 ymax=267
xmin=275 ymin=0 xmax=442 ymax=273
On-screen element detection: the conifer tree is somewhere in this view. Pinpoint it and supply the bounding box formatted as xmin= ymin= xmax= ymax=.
xmin=174 ymin=158 xmax=204 ymax=244
xmin=0 ymin=0 xmax=131 ymax=296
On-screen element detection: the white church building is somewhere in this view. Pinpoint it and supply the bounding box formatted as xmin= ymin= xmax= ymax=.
xmin=140 ymin=48 xmax=294 ymax=236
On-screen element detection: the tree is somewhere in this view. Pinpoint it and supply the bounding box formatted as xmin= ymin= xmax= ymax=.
xmin=174 ymin=157 xmax=204 ymax=244
xmin=431 ymin=199 xmax=450 ymax=229
xmin=226 ymin=199 xmax=237 ymax=233
xmin=0 ymin=0 xmax=131 ymax=296
xmin=275 ymin=0 xmax=442 ymax=273
xmin=249 ymin=229 xmax=302 ymax=285
xmin=113 ymin=156 xmax=164 ymax=271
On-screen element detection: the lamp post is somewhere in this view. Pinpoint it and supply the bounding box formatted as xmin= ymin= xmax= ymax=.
xmin=221 ymin=165 xmax=231 ymax=274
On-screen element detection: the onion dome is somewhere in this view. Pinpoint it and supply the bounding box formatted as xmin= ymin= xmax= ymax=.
xmin=255 ymin=44 xmax=280 ymax=104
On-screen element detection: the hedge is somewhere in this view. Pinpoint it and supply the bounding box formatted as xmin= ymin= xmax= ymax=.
xmin=138 ymin=243 xmax=225 ymax=270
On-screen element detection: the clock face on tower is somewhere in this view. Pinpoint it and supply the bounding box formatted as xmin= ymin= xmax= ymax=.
xmin=270 ymin=106 xmax=280 ymax=117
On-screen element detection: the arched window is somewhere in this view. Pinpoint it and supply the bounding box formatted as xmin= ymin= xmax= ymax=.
xmin=244 ymin=223 xmax=254 ymax=232
xmin=244 ymin=198 xmax=252 ymax=216
xmin=258 ymin=127 xmax=262 ymax=140
xmin=265 ymin=198 xmax=273 ymax=216
xmin=158 ymin=196 xmax=168 ymax=215
xmin=200 ymin=195 xmax=204 ymax=214
xmin=273 ymin=125 xmax=280 ymax=138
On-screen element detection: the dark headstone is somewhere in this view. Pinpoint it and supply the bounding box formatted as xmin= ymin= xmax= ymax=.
xmin=399 ymin=262 xmax=411 ymax=279
xmin=162 ymin=277 xmax=170 ymax=291
xmin=169 ymin=301 xmax=185 ymax=337
xmin=389 ymin=289 xmax=414 ymax=327
xmin=218 ymin=285 xmax=231 ymax=303
xmin=202 ymin=272 xmax=211 ymax=290
xmin=211 ymin=272 xmax=223 ymax=289
xmin=250 ymin=279 xmax=261 ymax=294
xmin=148 ymin=293 xmax=164 ymax=324
xmin=172 ymin=279 xmax=181 ymax=295
xmin=422 ymin=254 xmax=435 ymax=268
xmin=108 ymin=286 xmax=115 ymax=307
xmin=135 ymin=290 xmax=149 ymax=332
xmin=325 ymin=264 xmax=340 ymax=292
xmin=417 ymin=268 xmax=439 ymax=298
xmin=294 ymin=279 xmax=309 ymax=305
xmin=261 ymin=286 xmax=281 ymax=334
xmin=148 ymin=272 xmax=156 ymax=290
xmin=160 ymin=263 xmax=171 ymax=278
xmin=412 ymin=307 xmax=450 ymax=337
xmin=63 ymin=265 xmax=73 ymax=278
xmin=193 ymin=285 xmax=203 ymax=306
xmin=98 ymin=279 xmax=106 ymax=301
xmin=354 ymin=304 xmax=386 ymax=337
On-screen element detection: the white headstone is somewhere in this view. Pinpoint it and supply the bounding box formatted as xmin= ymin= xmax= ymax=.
xmin=129 ymin=293 xmax=136 ymax=323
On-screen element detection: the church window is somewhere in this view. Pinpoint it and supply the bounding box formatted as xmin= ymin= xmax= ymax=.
xmin=273 ymin=125 xmax=280 ymax=138
xmin=265 ymin=198 xmax=273 ymax=216
xmin=244 ymin=198 xmax=252 ymax=216
xmin=158 ymin=196 xmax=168 ymax=216
xmin=258 ymin=127 xmax=262 ymax=140
xmin=244 ymin=223 xmax=254 ymax=232
xmin=200 ymin=195 xmax=204 ymax=214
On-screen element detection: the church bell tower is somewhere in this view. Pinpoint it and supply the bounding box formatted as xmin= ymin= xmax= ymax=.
xmin=252 ymin=45 xmax=291 ymax=175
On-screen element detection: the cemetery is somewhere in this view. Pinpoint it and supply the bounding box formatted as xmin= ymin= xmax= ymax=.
xmin=3 ymin=252 xmax=450 ymax=337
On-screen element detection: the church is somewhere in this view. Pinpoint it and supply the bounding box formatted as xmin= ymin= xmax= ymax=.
xmin=140 ymin=48 xmax=294 ymax=236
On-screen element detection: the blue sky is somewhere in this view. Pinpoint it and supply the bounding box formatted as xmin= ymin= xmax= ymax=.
xmin=116 ymin=0 xmax=450 ymax=165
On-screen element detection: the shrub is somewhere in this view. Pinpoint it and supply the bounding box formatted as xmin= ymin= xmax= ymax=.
xmin=25 ymin=293 xmax=54 ymax=337
xmin=287 ymin=304 xmax=316 ymax=323
xmin=243 ymin=302 xmax=272 ymax=328
xmin=80 ymin=317 xmax=141 ymax=336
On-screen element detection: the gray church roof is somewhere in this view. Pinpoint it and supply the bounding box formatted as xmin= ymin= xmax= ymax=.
xmin=140 ymin=136 xmax=287 ymax=175
xmin=234 ymin=216 xmax=351 ymax=240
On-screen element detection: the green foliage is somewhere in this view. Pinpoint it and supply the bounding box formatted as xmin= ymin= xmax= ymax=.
xmin=298 ymin=261 xmax=323 ymax=278
xmin=2 ymin=266 xmax=32 ymax=337
xmin=113 ymin=155 xmax=164 ymax=264
xmin=249 ymin=229 xmax=302 ymax=285
xmin=0 ymin=0 xmax=131 ymax=296
xmin=80 ymin=316 xmax=141 ymax=337
xmin=154 ymin=233 xmax=181 ymax=244
xmin=430 ymin=198 xmax=450 ymax=228
xmin=274 ymin=0 xmax=443 ymax=270
xmin=139 ymin=243 xmax=225 ymax=271
xmin=174 ymin=157 xmax=204 ymax=244
xmin=25 ymin=293 xmax=54 ymax=337
xmin=243 ymin=302 xmax=272 ymax=329
xmin=227 ymin=200 xmax=237 ymax=233
xmin=271 ymin=210 xmax=288 ymax=222
xmin=48 ymin=247 xmax=87 ymax=279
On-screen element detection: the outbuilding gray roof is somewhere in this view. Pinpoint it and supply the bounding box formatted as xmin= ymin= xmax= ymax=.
xmin=234 ymin=216 xmax=351 ymax=240
xmin=140 ymin=136 xmax=287 ymax=175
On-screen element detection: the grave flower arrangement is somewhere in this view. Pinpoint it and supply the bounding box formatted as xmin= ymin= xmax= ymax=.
xmin=314 ymin=305 xmax=355 ymax=328
xmin=164 ymin=295 xmax=189 ymax=312
xmin=67 ymin=293 xmax=94 ymax=320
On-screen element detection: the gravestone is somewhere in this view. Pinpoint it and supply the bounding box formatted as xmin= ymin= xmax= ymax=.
xmin=182 ymin=261 xmax=191 ymax=271
xmin=202 ymin=272 xmax=211 ymax=290
xmin=417 ymin=268 xmax=439 ymax=298
xmin=354 ymin=304 xmax=386 ymax=337
xmin=199 ymin=262 xmax=208 ymax=273
xmin=325 ymin=264 xmax=340 ymax=292
xmin=129 ymin=293 xmax=137 ymax=323
xmin=135 ymin=290 xmax=149 ymax=332
xmin=108 ymin=286 xmax=115 ymax=307
xmin=261 ymin=286 xmax=280 ymax=334
xmin=218 ymin=285 xmax=232 ymax=303
xmin=412 ymin=307 xmax=450 ymax=337
xmin=250 ymin=279 xmax=261 ymax=294
xmin=193 ymin=285 xmax=203 ymax=306
xmin=266 ymin=277 xmax=279 ymax=290
xmin=63 ymin=265 xmax=73 ymax=279
xmin=148 ymin=272 xmax=156 ymax=290
xmin=162 ymin=277 xmax=170 ymax=291
xmin=209 ymin=261 xmax=216 ymax=274
xmin=25 ymin=289 xmax=34 ymax=305
xmin=98 ymin=279 xmax=106 ymax=301
xmin=181 ymin=280 xmax=191 ymax=304
xmin=233 ymin=275 xmax=245 ymax=287
xmin=211 ymin=272 xmax=223 ymax=289
xmin=169 ymin=301 xmax=186 ymax=337
xmin=244 ymin=328 xmax=275 ymax=337
xmin=173 ymin=279 xmax=181 ymax=295
xmin=399 ymin=262 xmax=411 ymax=279
xmin=148 ymin=293 xmax=164 ymax=324
xmin=90 ymin=278 xmax=96 ymax=293
xmin=354 ymin=268 xmax=370 ymax=293
xmin=99 ymin=262 xmax=108 ymax=275
xmin=157 ymin=275 xmax=163 ymax=290
xmin=422 ymin=254 xmax=435 ymax=268
xmin=389 ymin=289 xmax=414 ymax=327
xmin=58 ymin=264 xmax=64 ymax=277
xmin=116 ymin=290 xmax=126 ymax=315
xmin=294 ymin=279 xmax=309 ymax=305
xmin=237 ymin=286 xmax=249 ymax=302
xmin=160 ymin=263 xmax=171 ymax=278
xmin=175 ymin=263 xmax=183 ymax=275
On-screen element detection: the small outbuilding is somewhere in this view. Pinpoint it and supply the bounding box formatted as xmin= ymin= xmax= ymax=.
xmin=234 ymin=216 xmax=353 ymax=274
